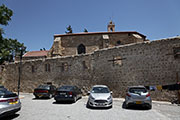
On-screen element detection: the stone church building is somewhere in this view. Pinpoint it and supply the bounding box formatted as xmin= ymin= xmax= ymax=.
xmin=48 ymin=21 xmax=146 ymax=57
xmin=1 ymin=21 xmax=180 ymax=101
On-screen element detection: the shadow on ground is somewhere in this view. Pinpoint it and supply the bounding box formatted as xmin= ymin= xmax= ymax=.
xmin=1 ymin=114 xmax=20 ymax=120
xmin=52 ymin=101 xmax=74 ymax=105
xmin=122 ymin=101 xmax=151 ymax=111
xmin=32 ymin=98 xmax=51 ymax=100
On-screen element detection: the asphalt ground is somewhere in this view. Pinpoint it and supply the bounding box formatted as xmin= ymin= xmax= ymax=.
xmin=2 ymin=93 xmax=180 ymax=120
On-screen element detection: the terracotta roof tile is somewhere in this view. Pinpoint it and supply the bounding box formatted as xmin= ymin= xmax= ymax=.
xmin=23 ymin=50 xmax=49 ymax=57
xmin=54 ymin=31 xmax=146 ymax=38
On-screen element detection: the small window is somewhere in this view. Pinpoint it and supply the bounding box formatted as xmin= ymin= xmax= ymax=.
xmin=173 ymin=47 xmax=180 ymax=58
xmin=128 ymin=33 xmax=131 ymax=36
xmin=77 ymin=44 xmax=86 ymax=54
xmin=32 ymin=65 xmax=35 ymax=73
xmin=82 ymin=61 xmax=88 ymax=69
xmin=61 ymin=62 xmax=68 ymax=72
xmin=117 ymin=41 xmax=121 ymax=45
xmin=45 ymin=64 xmax=50 ymax=72
xmin=64 ymin=62 xmax=68 ymax=71
xmin=114 ymin=56 xmax=122 ymax=66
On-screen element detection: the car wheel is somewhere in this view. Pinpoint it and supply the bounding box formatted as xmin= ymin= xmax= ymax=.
xmin=73 ymin=96 xmax=77 ymax=103
xmin=86 ymin=102 xmax=91 ymax=108
xmin=79 ymin=95 xmax=82 ymax=99
xmin=49 ymin=94 xmax=53 ymax=99
xmin=35 ymin=95 xmax=39 ymax=99
xmin=147 ymin=105 xmax=152 ymax=109
xmin=122 ymin=102 xmax=128 ymax=109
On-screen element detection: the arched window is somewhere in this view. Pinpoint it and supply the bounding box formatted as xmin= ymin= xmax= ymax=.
xmin=117 ymin=40 xmax=121 ymax=45
xmin=77 ymin=44 xmax=86 ymax=54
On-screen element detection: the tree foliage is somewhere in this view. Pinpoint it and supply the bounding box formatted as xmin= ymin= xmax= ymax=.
xmin=0 ymin=4 xmax=26 ymax=64
xmin=84 ymin=28 xmax=88 ymax=32
xmin=65 ymin=25 xmax=73 ymax=34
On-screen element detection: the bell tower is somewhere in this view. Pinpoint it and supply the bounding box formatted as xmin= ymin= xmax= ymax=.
xmin=107 ymin=20 xmax=115 ymax=32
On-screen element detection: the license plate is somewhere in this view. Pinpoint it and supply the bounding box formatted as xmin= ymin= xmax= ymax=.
xmin=60 ymin=93 xmax=66 ymax=95
xmin=9 ymin=101 xmax=18 ymax=105
xmin=98 ymin=103 xmax=104 ymax=106
xmin=38 ymin=94 xmax=43 ymax=97
xmin=136 ymin=101 xmax=142 ymax=104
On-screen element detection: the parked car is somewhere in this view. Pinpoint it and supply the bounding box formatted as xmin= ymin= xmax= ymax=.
xmin=54 ymin=85 xmax=82 ymax=103
xmin=0 ymin=88 xmax=21 ymax=118
xmin=124 ymin=86 xmax=152 ymax=109
xmin=87 ymin=85 xmax=113 ymax=108
xmin=33 ymin=84 xmax=56 ymax=99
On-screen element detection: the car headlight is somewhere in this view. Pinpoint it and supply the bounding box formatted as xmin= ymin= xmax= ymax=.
xmin=90 ymin=96 xmax=95 ymax=100
xmin=107 ymin=96 xmax=112 ymax=100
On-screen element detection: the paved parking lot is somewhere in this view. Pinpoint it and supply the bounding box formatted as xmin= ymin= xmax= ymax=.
xmin=3 ymin=93 xmax=180 ymax=120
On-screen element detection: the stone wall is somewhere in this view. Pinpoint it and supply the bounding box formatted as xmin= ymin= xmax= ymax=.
xmin=1 ymin=37 xmax=180 ymax=101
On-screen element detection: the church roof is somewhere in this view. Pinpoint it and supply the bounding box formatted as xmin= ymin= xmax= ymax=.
xmin=23 ymin=50 xmax=49 ymax=57
xmin=54 ymin=31 xmax=146 ymax=38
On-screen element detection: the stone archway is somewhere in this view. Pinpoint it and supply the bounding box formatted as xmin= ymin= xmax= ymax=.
xmin=77 ymin=44 xmax=86 ymax=54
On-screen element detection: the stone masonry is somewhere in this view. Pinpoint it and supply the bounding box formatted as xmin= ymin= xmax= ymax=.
xmin=1 ymin=37 xmax=180 ymax=101
xmin=48 ymin=31 xmax=146 ymax=57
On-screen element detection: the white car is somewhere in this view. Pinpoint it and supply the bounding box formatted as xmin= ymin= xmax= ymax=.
xmin=87 ymin=85 xmax=113 ymax=108
xmin=124 ymin=86 xmax=152 ymax=109
xmin=0 ymin=88 xmax=21 ymax=118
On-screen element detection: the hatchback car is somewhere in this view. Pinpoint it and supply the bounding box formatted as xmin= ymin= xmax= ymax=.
xmin=33 ymin=84 xmax=56 ymax=99
xmin=87 ymin=85 xmax=113 ymax=108
xmin=54 ymin=85 xmax=82 ymax=103
xmin=0 ymin=88 xmax=21 ymax=118
xmin=124 ymin=86 xmax=152 ymax=109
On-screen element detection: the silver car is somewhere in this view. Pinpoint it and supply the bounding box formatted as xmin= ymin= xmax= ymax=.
xmin=124 ymin=86 xmax=152 ymax=109
xmin=0 ymin=88 xmax=21 ymax=118
xmin=87 ymin=85 xmax=113 ymax=108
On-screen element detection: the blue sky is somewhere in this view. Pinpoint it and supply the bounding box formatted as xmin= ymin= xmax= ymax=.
xmin=1 ymin=0 xmax=180 ymax=51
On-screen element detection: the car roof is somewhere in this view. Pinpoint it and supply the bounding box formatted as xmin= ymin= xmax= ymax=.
xmin=92 ymin=85 xmax=108 ymax=88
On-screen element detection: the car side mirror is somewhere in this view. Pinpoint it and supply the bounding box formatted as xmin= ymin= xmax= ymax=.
xmin=110 ymin=91 xmax=113 ymax=94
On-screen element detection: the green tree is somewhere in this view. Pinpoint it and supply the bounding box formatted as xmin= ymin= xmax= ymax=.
xmin=65 ymin=25 xmax=73 ymax=34
xmin=0 ymin=4 xmax=26 ymax=64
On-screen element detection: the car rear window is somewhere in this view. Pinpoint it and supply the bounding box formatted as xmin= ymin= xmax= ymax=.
xmin=0 ymin=90 xmax=17 ymax=98
xmin=91 ymin=87 xmax=110 ymax=93
xmin=38 ymin=85 xmax=50 ymax=90
xmin=58 ymin=86 xmax=74 ymax=91
xmin=129 ymin=87 xmax=147 ymax=93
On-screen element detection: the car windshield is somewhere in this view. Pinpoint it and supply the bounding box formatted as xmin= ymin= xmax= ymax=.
xmin=129 ymin=87 xmax=147 ymax=93
xmin=0 ymin=90 xmax=15 ymax=97
xmin=38 ymin=85 xmax=50 ymax=90
xmin=58 ymin=86 xmax=74 ymax=91
xmin=91 ymin=87 xmax=110 ymax=93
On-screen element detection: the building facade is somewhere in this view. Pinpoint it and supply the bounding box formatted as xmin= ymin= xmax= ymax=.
xmin=48 ymin=21 xmax=146 ymax=57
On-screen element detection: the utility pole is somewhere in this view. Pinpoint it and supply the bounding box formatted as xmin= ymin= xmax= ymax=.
xmin=18 ymin=47 xmax=25 ymax=96
xmin=177 ymin=72 xmax=180 ymax=103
